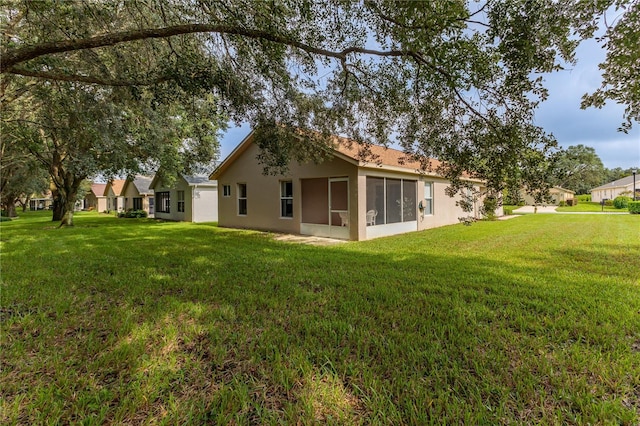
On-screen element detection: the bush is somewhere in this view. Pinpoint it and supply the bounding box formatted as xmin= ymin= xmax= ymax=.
xmin=118 ymin=209 xmax=148 ymax=218
xmin=604 ymin=199 xmax=614 ymax=207
xmin=613 ymin=196 xmax=632 ymax=209
xmin=481 ymin=195 xmax=498 ymax=220
xmin=0 ymin=216 xmax=12 ymax=222
xmin=503 ymin=207 xmax=514 ymax=216
xmin=577 ymin=194 xmax=591 ymax=202
xmin=558 ymin=201 xmax=566 ymax=207
xmin=628 ymin=201 xmax=640 ymax=214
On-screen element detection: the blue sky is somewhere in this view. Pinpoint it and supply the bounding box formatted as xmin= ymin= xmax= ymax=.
xmin=218 ymin=38 xmax=639 ymax=171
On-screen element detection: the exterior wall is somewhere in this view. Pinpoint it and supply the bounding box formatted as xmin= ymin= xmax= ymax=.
xmin=122 ymin=183 xmax=140 ymax=211
xmin=153 ymin=178 xmax=189 ymax=222
xmin=121 ymin=183 xmax=153 ymax=215
xmin=84 ymin=193 xmax=108 ymax=211
xmin=217 ymin=142 xmax=492 ymax=241
xmin=217 ymin=142 xmax=358 ymax=239
xmin=191 ymin=186 xmax=218 ymax=223
xmin=523 ymin=188 xmax=574 ymax=205
xmin=84 ymin=192 xmax=98 ymax=209
xmin=591 ymin=184 xmax=633 ymax=202
xmin=105 ymin=188 xmax=124 ymax=212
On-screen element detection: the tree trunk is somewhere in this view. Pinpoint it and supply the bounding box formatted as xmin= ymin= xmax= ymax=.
xmin=51 ymin=190 xmax=64 ymax=221
xmin=2 ymin=200 xmax=17 ymax=217
xmin=59 ymin=197 xmax=76 ymax=227
xmin=21 ymin=195 xmax=31 ymax=212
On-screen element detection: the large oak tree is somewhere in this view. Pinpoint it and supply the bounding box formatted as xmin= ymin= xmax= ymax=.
xmin=1 ymin=1 xmax=636 ymax=220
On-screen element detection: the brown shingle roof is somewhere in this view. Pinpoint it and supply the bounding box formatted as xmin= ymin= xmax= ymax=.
xmin=91 ymin=183 xmax=107 ymax=197
xmin=332 ymin=136 xmax=443 ymax=173
xmin=109 ymin=179 xmax=126 ymax=196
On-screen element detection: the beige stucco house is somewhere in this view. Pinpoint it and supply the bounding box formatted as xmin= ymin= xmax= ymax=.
xmin=522 ymin=186 xmax=575 ymax=206
xmin=591 ymin=175 xmax=638 ymax=202
xmin=83 ymin=183 xmax=107 ymax=211
xmin=104 ymin=179 xmax=126 ymax=212
xmin=149 ymin=174 xmax=218 ymax=223
xmin=121 ymin=175 xmax=155 ymax=216
xmin=211 ymin=131 xmax=497 ymax=241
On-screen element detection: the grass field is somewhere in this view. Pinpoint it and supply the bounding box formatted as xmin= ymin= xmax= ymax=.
xmin=2 ymin=211 xmax=639 ymax=424
xmin=555 ymin=202 xmax=626 ymax=213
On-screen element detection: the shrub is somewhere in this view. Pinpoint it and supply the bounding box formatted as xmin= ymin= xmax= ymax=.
xmin=558 ymin=201 xmax=566 ymax=207
xmin=118 ymin=209 xmax=148 ymax=218
xmin=628 ymin=201 xmax=640 ymax=214
xmin=481 ymin=195 xmax=498 ymax=220
xmin=613 ymin=196 xmax=632 ymax=209
xmin=503 ymin=207 xmax=514 ymax=215
xmin=577 ymin=194 xmax=591 ymax=202
xmin=604 ymin=199 xmax=614 ymax=207
xmin=0 ymin=216 xmax=12 ymax=222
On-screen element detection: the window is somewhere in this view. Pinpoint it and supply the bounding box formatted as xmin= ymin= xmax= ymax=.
xmin=133 ymin=197 xmax=142 ymax=210
xmin=366 ymin=177 xmax=417 ymax=225
xmin=156 ymin=191 xmax=170 ymax=213
xmin=237 ymin=183 xmax=247 ymax=215
xmin=177 ymin=190 xmax=185 ymax=212
xmin=223 ymin=185 xmax=231 ymax=197
xmin=280 ymin=181 xmax=293 ymax=218
xmin=423 ymin=182 xmax=433 ymax=215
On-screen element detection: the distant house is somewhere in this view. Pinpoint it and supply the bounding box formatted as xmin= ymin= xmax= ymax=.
xmin=84 ymin=183 xmax=107 ymax=211
xmin=149 ymin=174 xmax=218 ymax=223
xmin=522 ymin=186 xmax=575 ymax=206
xmin=591 ymin=175 xmax=638 ymax=202
xmin=121 ymin=176 xmax=154 ymax=216
xmin=28 ymin=190 xmax=53 ymax=211
xmin=210 ymin=130 xmax=496 ymax=241
xmin=104 ymin=179 xmax=126 ymax=212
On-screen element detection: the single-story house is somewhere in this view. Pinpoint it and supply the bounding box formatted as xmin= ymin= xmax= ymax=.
xmin=83 ymin=183 xmax=107 ymax=211
xmin=210 ymin=131 xmax=498 ymax=241
xmin=121 ymin=175 xmax=155 ymax=216
xmin=104 ymin=179 xmax=126 ymax=212
xmin=149 ymin=174 xmax=218 ymax=223
xmin=28 ymin=190 xmax=53 ymax=211
xmin=591 ymin=175 xmax=638 ymax=202
xmin=522 ymin=186 xmax=575 ymax=206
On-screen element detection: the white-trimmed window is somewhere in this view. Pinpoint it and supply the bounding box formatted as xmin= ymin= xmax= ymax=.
xmin=237 ymin=183 xmax=247 ymax=215
xmin=177 ymin=190 xmax=185 ymax=212
xmin=280 ymin=181 xmax=293 ymax=218
xmin=423 ymin=182 xmax=433 ymax=215
xmin=223 ymin=185 xmax=231 ymax=197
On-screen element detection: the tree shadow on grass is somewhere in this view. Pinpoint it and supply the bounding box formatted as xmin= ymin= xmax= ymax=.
xmin=2 ymin=217 xmax=640 ymax=424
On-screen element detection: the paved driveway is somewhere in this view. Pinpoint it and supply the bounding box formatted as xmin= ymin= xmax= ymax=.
xmin=513 ymin=205 xmax=559 ymax=214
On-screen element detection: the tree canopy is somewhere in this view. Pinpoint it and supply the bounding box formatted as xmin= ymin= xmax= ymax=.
xmin=1 ymin=0 xmax=636 ymax=220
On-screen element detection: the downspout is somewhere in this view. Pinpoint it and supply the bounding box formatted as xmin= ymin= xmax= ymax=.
xmin=192 ymin=184 xmax=197 ymax=222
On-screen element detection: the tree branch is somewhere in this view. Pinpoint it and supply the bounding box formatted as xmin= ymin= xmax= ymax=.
xmin=8 ymin=67 xmax=169 ymax=86
xmin=1 ymin=24 xmax=415 ymax=73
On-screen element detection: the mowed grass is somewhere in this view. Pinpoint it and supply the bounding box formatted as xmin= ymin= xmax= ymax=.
xmin=1 ymin=211 xmax=639 ymax=424
xmin=555 ymin=201 xmax=625 ymax=213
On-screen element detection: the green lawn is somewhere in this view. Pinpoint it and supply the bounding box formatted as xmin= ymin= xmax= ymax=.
xmin=2 ymin=211 xmax=639 ymax=424
xmin=555 ymin=201 xmax=625 ymax=213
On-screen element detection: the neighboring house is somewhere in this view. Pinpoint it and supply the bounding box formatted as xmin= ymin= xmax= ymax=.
xmin=121 ymin=175 xmax=155 ymax=216
xmin=149 ymin=174 xmax=218 ymax=223
xmin=27 ymin=190 xmax=53 ymax=211
xmin=84 ymin=183 xmax=107 ymax=211
xmin=211 ymin=131 xmax=497 ymax=241
xmin=591 ymin=175 xmax=638 ymax=202
xmin=104 ymin=179 xmax=126 ymax=212
xmin=522 ymin=186 xmax=575 ymax=206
